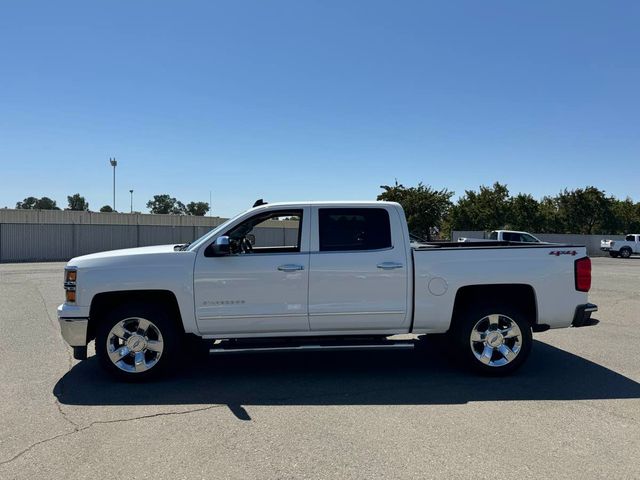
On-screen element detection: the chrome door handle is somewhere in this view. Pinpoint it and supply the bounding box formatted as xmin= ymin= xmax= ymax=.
xmin=377 ymin=262 xmax=404 ymax=270
xmin=277 ymin=264 xmax=304 ymax=272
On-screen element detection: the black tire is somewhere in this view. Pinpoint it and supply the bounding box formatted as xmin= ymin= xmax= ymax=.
xmin=620 ymin=247 xmax=632 ymax=259
xmin=609 ymin=251 xmax=619 ymax=258
xmin=451 ymin=304 xmax=533 ymax=376
xmin=95 ymin=302 xmax=183 ymax=381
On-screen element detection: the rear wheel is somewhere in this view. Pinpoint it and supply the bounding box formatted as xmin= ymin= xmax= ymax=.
xmin=96 ymin=302 xmax=183 ymax=381
xmin=452 ymin=305 xmax=532 ymax=375
xmin=620 ymin=247 xmax=632 ymax=259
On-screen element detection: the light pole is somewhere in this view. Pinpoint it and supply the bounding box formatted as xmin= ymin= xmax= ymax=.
xmin=129 ymin=189 xmax=134 ymax=213
xmin=109 ymin=157 xmax=117 ymax=211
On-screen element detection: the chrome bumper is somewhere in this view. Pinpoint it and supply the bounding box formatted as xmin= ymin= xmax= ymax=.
xmin=58 ymin=317 xmax=88 ymax=347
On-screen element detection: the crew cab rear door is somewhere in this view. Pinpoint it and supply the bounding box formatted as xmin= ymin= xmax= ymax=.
xmin=308 ymin=205 xmax=410 ymax=332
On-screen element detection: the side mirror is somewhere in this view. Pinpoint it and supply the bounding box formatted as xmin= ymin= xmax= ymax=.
xmin=208 ymin=236 xmax=230 ymax=256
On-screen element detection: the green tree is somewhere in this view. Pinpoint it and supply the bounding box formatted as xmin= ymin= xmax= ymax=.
xmin=37 ymin=197 xmax=60 ymax=210
xmin=377 ymin=181 xmax=453 ymax=240
xmin=99 ymin=205 xmax=114 ymax=212
xmin=146 ymin=194 xmax=186 ymax=214
xmin=67 ymin=193 xmax=89 ymax=211
xmin=15 ymin=197 xmax=38 ymax=209
xmin=507 ymin=193 xmax=542 ymax=231
xmin=556 ymin=186 xmax=613 ymax=234
xmin=186 ymin=201 xmax=210 ymax=216
xmin=15 ymin=196 xmax=60 ymax=210
xmin=449 ymin=182 xmax=510 ymax=231
xmin=538 ymin=196 xmax=562 ymax=233
xmin=607 ymin=198 xmax=640 ymax=234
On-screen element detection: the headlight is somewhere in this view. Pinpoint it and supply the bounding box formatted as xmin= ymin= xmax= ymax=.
xmin=64 ymin=267 xmax=77 ymax=303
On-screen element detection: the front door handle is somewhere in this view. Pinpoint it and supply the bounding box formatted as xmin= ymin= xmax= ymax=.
xmin=377 ymin=262 xmax=404 ymax=270
xmin=277 ymin=264 xmax=304 ymax=272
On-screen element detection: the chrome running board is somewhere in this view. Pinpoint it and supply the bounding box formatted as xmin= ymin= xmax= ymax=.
xmin=209 ymin=342 xmax=414 ymax=355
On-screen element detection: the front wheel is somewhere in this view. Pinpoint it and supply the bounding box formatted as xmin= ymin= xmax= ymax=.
xmin=453 ymin=306 xmax=532 ymax=376
xmin=95 ymin=303 xmax=183 ymax=381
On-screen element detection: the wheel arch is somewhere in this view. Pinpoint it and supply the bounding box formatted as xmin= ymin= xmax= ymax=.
xmin=451 ymin=284 xmax=538 ymax=329
xmin=88 ymin=290 xmax=184 ymax=342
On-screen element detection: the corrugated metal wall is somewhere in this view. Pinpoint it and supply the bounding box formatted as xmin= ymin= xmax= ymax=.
xmin=1 ymin=224 xmax=75 ymax=262
xmin=0 ymin=208 xmax=303 ymax=262
xmin=0 ymin=220 xmax=299 ymax=262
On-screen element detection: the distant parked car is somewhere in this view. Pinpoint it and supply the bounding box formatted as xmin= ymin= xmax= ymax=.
xmin=601 ymin=234 xmax=640 ymax=258
xmin=458 ymin=230 xmax=544 ymax=243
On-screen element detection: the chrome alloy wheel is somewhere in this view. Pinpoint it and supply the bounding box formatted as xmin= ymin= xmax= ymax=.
xmin=469 ymin=314 xmax=522 ymax=367
xmin=106 ymin=317 xmax=164 ymax=373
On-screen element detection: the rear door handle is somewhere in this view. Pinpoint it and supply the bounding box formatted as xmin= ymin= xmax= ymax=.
xmin=277 ymin=264 xmax=304 ymax=272
xmin=377 ymin=262 xmax=404 ymax=270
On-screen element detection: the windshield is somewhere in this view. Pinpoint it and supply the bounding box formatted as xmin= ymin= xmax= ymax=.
xmin=521 ymin=233 xmax=539 ymax=243
xmin=185 ymin=211 xmax=248 ymax=252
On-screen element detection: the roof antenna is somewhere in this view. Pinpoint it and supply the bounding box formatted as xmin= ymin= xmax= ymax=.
xmin=252 ymin=198 xmax=267 ymax=207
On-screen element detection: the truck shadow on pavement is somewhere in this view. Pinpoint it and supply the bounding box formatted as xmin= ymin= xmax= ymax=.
xmin=54 ymin=339 xmax=640 ymax=420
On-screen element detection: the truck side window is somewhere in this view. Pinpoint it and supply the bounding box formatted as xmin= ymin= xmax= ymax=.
xmin=319 ymin=208 xmax=391 ymax=251
xmin=502 ymin=232 xmax=517 ymax=242
xmin=626 ymin=235 xmax=635 ymax=241
xmin=225 ymin=210 xmax=303 ymax=254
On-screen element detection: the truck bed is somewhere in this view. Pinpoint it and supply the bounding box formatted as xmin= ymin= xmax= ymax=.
xmin=410 ymin=243 xmax=589 ymax=334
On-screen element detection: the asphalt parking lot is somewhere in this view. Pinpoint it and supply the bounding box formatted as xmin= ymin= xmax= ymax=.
xmin=0 ymin=258 xmax=639 ymax=479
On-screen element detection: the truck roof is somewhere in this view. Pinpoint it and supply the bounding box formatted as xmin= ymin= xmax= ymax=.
xmin=493 ymin=230 xmax=535 ymax=235
xmin=249 ymin=200 xmax=401 ymax=210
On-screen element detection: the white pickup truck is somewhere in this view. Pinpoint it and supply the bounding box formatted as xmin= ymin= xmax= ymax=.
xmin=458 ymin=230 xmax=544 ymax=243
xmin=58 ymin=201 xmax=598 ymax=381
xmin=601 ymin=234 xmax=640 ymax=258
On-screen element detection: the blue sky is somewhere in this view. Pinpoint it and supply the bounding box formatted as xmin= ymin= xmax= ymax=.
xmin=1 ymin=1 xmax=638 ymax=217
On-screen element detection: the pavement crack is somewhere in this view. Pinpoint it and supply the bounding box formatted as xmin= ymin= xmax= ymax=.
xmin=0 ymin=404 xmax=226 ymax=467
xmin=80 ymin=404 xmax=227 ymax=430
xmin=0 ymin=430 xmax=75 ymax=467
xmin=54 ymin=399 xmax=81 ymax=429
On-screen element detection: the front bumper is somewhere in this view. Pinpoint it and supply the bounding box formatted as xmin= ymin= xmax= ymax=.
xmin=600 ymin=247 xmax=611 ymax=252
xmin=572 ymin=303 xmax=599 ymax=327
xmin=57 ymin=304 xmax=88 ymax=347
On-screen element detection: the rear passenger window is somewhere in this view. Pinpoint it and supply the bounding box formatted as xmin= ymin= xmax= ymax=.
xmin=319 ymin=208 xmax=392 ymax=251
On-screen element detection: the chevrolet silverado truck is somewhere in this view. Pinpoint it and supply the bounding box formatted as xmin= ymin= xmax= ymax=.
xmin=600 ymin=234 xmax=640 ymax=258
xmin=58 ymin=201 xmax=598 ymax=381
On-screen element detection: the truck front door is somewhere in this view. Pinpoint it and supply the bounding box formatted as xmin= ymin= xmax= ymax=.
xmin=194 ymin=208 xmax=310 ymax=335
